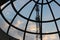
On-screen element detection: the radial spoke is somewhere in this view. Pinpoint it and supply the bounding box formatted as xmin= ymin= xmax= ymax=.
xmin=18 ymin=0 xmax=32 ymax=12
xmin=54 ymin=0 xmax=60 ymax=6
xmin=7 ymin=14 xmax=17 ymax=34
xmin=40 ymin=0 xmax=43 ymax=40
xmin=23 ymin=4 xmax=37 ymax=40
xmin=46 ymin=0 xmax=60 ymax=38
xmin=1 ymin=0 xmax=16 ymax=11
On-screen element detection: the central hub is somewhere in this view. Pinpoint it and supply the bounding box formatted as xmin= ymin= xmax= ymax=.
xmin=33 ymin=0 xmax=54 ymax=5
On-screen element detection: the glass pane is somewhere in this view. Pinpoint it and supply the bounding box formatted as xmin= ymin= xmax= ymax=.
xmin=9 ymin=27 xmax=24 ymax=40
xmin=2 ymin=4 xmax=16 ymax=22
xmin=55 ymin=0 xmax=60 ymax=5
xmin=25 ymin=33 xmax=36 ymax=40
xmin=12 ymin=15 xmax=27 ymax=30
xmin=20 ymin=1 xmax=35 ymax=18
xmin=43 ymin=34 xmax=59 ymax=40
xmin=42 ymin=22 xmax=57 ymax=33
xmin=56 ymin=20 xmax=60 ymax=31
xmin=27 ymin=21 xmax=36 ymax=32
xmin=13 ymin=0 xmax=29 ymax=11
xmin=43 ymin=5 xmax=53 ymax=21
xmin=0 ymin=15 xmax=9 ymax=32
xmin=50 ymin=2 xmax=60 ymax=19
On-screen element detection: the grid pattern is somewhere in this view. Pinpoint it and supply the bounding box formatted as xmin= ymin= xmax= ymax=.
xmin=0 ymin=0 xmax=60 ymax=40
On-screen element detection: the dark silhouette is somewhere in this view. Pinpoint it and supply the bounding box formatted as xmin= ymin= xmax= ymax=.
xmin=0 ymin=0 xmax=9 ymax=6
xmin=0 ymin=28 xmax=19 ymax=40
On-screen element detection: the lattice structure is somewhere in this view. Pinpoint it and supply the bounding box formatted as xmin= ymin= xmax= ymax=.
xmin=0 ymin=0 xmax=60 ymax=40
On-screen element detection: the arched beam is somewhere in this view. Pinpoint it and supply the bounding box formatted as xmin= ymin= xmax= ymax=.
xmin=0 ymin=0 xmax=9 ymax=6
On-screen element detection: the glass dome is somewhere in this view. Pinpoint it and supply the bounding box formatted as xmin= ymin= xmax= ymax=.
xmin=0 ymin=0 xmax=60 ymax=40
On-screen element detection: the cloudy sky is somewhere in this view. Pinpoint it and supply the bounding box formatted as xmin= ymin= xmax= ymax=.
xmin=0 ymin=0 xmax=60 ymax=40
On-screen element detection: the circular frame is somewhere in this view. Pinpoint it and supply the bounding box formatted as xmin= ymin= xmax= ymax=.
xmin=0 ymin=0 xmax=60 ymax=35
xmin=9 ymin=0 xmax=60 ymax=23
xmin=33 ymin=0 xmax=54 ymax=5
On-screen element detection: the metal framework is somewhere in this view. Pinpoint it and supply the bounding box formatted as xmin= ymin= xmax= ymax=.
xmin=35 ymin=5 xmax=41 ymax=40
xmin=0 ymin=0 xmax=60 ymax=40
